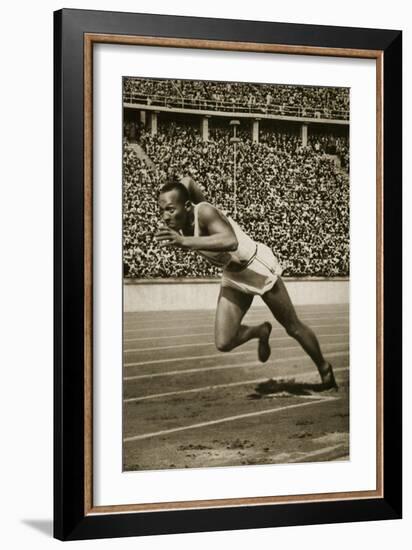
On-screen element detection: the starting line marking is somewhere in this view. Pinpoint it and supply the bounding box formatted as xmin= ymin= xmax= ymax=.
xmin=287 ymin=444 xmax=348 ymax=463
xmin=123 ymin=396 xmax=341 ymax=443
xmin=124 ymin=342 xmax=347 ymax=368
xmin=124 ymin=366 xmax=349 ymax=402
xmin=124 ymin=350 xmax=348 ymax=381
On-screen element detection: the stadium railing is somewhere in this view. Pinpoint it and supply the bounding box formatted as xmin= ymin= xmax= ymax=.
xmin=123 ymin=93 xmax=349 ymax=121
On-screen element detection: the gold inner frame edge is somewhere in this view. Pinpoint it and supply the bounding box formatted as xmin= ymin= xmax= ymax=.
xmin=83 ymin=33 xmax=384 ymax=515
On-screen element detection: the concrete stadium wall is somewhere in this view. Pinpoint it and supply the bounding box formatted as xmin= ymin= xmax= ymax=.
xmin=124 ymin=278 xmax=349 ymax=312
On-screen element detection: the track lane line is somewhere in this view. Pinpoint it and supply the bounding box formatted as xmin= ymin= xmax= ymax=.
xmin=124 ymin=342 xmax=347 ymax=368
xmin=125 ymin=331 xmax=349 ymax=353
xmin=124 ymin=307 xmax=348 ymax=320
xmin=125 ymin=331 xmax=210 ymax=343
xmin=123 ymin=396 xmax=341 ymax=443
xmin=124 ymin=350 xmax=348 ymax=381
xmin=124 ymin=322 xmax=348 ymax=343
xmin=124 ymin=366 xmax=348 ymax=402
xmin=124 ymin=314 xmax=349 ymax=333
xmin=124 ymin=307 xmax=349 ymax=323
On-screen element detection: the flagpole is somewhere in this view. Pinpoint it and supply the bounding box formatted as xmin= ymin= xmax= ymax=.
xmin=229 ymin=120 xmax=240 ymax=217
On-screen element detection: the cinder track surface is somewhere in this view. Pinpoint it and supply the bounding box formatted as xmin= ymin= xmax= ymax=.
xmin=123 ymin=304 xmax=349 ymax=471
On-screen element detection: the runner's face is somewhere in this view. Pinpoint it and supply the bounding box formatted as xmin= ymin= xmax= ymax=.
xmin=158 ymin=190 xmax=189 ymax=231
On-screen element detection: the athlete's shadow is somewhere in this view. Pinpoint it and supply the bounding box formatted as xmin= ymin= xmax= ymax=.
xmin=250 ymin=378 xmax=331 ymax=398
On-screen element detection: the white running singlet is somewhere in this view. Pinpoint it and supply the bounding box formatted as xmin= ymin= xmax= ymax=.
xmin=193 ymin=202 xmax=256 ymax=268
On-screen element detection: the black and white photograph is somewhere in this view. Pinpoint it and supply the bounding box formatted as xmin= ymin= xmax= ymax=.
xmin=122 ymin=76 xmax=350 ymax=471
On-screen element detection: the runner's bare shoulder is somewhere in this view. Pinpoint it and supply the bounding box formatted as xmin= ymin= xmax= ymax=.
xmin=197 ymin=203 xmax=233 ymax=234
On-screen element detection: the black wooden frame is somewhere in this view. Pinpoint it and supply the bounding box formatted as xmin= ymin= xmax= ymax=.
xmin=54 ymin=8 xmax=402 ymax=541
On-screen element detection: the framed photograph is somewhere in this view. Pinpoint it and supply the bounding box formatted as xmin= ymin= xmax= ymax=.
xmin=54 ymin=8 xmax=402 ymax=541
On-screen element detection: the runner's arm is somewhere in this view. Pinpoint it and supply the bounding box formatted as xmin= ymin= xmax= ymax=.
xmin=181 ymin=176 xmax=207 ymax=204
xmin=155 ymin=204 xmax=238 ymax=251
xmin=180 ymin=203 xmax=238 ymax=251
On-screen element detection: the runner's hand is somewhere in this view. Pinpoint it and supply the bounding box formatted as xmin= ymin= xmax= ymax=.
xmin=154 ymin=227 xmax=184 ymax=247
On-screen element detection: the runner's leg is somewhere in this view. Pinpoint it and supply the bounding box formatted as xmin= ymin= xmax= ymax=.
xmin=262 ymin=277 xmax=335 ymax=384
xmin=215 ymin=286 xmax=272 ymax=361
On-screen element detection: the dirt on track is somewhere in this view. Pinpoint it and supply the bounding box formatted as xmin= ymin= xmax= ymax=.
xmin=123 ymin=304 xmax=349 ymax=471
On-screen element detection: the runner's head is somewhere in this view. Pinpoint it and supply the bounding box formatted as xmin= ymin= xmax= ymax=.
xmin=158 ymin=181 xmax=192 ymax=230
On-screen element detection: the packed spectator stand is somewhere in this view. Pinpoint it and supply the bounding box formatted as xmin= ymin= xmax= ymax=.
xmin=124 ymin=77 xmax=349 ymax=121
xmin=123 ymin=78 xmax=349 ymax=280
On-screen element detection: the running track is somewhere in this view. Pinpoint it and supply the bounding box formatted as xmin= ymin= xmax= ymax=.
xmin=123 ymin=303 xmax=349 ymax=471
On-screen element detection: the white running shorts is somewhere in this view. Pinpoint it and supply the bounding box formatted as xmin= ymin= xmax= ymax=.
xmin=221 ymin=243 xmax=283 ymax=296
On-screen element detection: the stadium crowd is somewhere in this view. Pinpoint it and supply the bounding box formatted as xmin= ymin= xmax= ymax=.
xmin=123 ymin=118 xmax=349 ymax=279
xmin=308 ymin=133 xmax=349 ymax=171
xmin=123 ymin=77 xmax=349 ymax=120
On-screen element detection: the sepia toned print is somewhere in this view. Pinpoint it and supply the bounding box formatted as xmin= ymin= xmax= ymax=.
xmin=122 ymin=77 xmax=350 ymax=472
